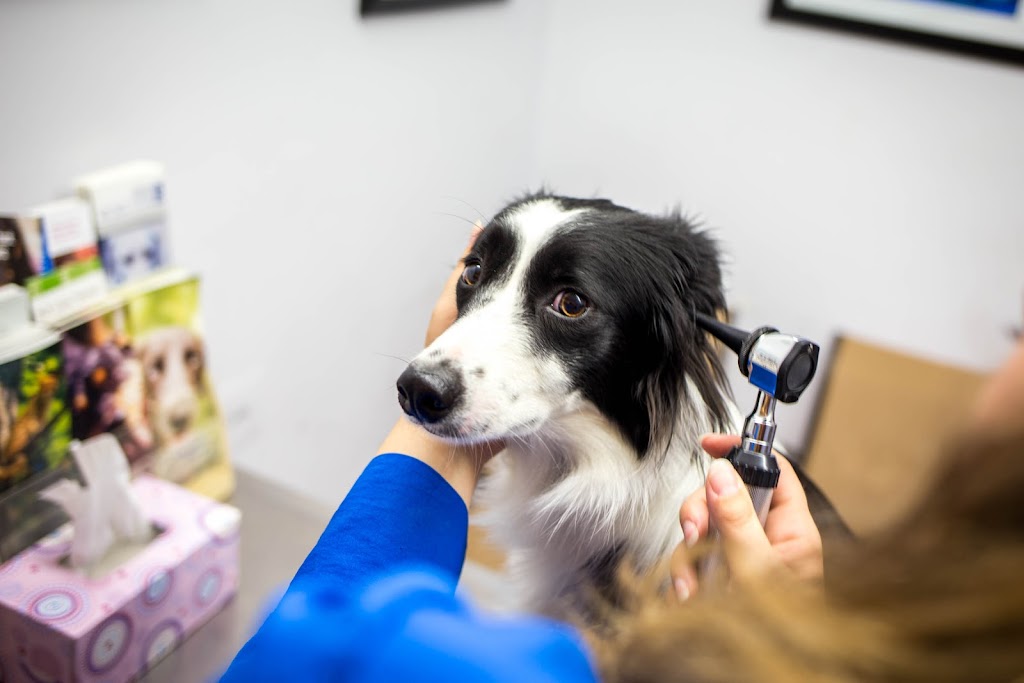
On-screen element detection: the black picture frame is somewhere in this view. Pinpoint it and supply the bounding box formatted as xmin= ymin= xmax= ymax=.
xmin=769 ymin=0 xmax=1024 ymax=67
xmin=361 ymin=0 xmax=504 ymax=15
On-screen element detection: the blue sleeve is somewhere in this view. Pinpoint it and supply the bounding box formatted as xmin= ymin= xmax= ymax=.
xmin=220 ymin=452 xmax=597 ymax=683
xmin=293 ymin=452 xmax=470 ymax=589
xmin=222 ymin=569 xmax=597 ymax=683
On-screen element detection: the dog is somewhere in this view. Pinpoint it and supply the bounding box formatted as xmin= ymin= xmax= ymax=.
xmin=137 ymin=326 xmax=206 ymax=446
xmin=397 ymin=193 xmax=744 ymax=617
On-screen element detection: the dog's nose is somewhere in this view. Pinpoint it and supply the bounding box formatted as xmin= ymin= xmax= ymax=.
xmin=396 ymin=366 xmax=462 ymax=424
xmin=170 ymin=414 xmax=192 ymax=434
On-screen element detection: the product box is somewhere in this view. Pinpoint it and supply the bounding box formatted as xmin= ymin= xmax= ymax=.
xmin=75 ymin=162 xmax=170 ymax=286
xmin=0 ymin=285 xmax=75 ymax=562
xmin=53 ymin=269 xmax=233 ymax=502
xmin=0 ymin=476 xmax=240 ymax=683
xmin=0 ymin=198 xmax=107 ymax=325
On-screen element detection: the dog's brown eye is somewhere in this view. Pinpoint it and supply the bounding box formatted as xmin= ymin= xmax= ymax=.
xmin=553 ymin=290 xmax=589 ymax=318
xmin=461 ymin=263 xmax=482 ymax=287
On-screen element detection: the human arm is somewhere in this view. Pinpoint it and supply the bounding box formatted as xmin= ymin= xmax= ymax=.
xmin=220 ymin=224 xmax=594 ymax=682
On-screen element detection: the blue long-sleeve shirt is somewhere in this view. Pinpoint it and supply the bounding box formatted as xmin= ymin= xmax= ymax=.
xmin=220 ymin=453 xmax=597 ymax=682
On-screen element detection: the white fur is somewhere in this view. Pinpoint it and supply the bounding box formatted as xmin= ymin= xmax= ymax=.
xmin=478 ymin=385 xmax=731 ymax=616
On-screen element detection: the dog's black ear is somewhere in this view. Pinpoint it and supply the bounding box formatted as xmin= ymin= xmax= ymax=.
xmin=634 ymin=216 xmax=731 ymax=457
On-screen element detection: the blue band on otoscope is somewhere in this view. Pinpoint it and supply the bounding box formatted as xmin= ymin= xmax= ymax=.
xmin=749 ymin=364 xmax=777 ymax=396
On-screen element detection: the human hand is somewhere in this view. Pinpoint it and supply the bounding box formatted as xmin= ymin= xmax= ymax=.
xmin=670 ymin=434 xmax=823 ymax=599
xmin=424 ymin=222 xmax=484 ymax=347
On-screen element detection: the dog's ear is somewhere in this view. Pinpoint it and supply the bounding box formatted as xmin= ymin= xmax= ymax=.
xmin=635 ymin=217 xmax=731 ymax=457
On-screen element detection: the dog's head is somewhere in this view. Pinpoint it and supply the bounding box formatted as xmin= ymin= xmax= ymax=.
xmin=137 ymin=326 xmax=205 ymax=442
xmin=397 ymin=194 xmax=730 ymax=458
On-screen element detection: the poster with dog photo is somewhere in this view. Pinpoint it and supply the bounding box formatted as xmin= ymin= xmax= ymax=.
xmin=59 ymin=272 xmax=232 ymax=501
xmin=0 ymin=339 xmax=75 ymax=561
xmin=121 ymin=273 xmax=233 ymax=501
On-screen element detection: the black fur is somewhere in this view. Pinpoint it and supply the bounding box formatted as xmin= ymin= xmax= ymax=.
xmin=455 ymin=222 xmax=520 ymax=313
xmin=459 ymin=193 xmax=731 ymax=458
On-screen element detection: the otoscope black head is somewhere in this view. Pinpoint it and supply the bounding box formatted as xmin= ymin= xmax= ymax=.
xmin=694 ymin=312 xmax=819 ymax=404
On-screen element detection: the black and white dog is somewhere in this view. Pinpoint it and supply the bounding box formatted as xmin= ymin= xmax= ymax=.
xmin=397 ymin=193 xmax=743 ymax=616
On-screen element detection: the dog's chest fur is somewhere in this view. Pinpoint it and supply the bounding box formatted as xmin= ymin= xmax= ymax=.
xmin=478 ymin=397 xmax=722 ymax=617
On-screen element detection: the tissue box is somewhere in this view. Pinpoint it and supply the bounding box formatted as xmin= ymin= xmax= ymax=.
xmin=0 ymin=476 xmax=240 ymax=682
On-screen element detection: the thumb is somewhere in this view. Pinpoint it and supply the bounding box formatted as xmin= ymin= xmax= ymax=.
xmin=706 ymin=459 xmax=774 ymax=578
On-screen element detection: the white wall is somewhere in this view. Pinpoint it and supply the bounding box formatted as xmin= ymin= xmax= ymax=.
xmin=0 ymin=0 xmax=549 ymax=505
xmin=1 ymin=0 xmax=1021 ymax=504
xmin=532 ymin=0 xmax=1024 ymax=445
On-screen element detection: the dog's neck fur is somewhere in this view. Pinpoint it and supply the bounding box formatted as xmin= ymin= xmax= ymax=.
xmin=478 ymin=381 xmax=727 ymax=618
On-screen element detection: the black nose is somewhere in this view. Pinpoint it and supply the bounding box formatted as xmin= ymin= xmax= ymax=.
xmin=170 ymin=414 xmax=192 ymax=434
xmin=396 ymin=365 xmax=463 ymax=424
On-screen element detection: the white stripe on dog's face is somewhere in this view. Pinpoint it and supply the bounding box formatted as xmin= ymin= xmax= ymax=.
xmin=405 ymin=199 xmax=585 ymax=441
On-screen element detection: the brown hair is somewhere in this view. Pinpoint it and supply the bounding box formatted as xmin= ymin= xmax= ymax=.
xmin=594 ymin=428 xmax=1024 ymax=683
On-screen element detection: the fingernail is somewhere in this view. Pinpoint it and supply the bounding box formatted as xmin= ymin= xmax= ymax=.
xmin=674 ymin=578 xmax=690 ymax=601
xmin=682 ymin=520 xmax=699 ymax=548
xmin=708 ymin=459 xmax=740 ymax=497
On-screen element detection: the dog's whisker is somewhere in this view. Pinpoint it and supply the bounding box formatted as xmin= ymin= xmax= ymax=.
xmin=439 ymin=196 xmax=487 ymax=225
xmin=373 ymin=352 xmax=412 ymax=366
xmin=433 ymin=211 xmax=480 ymax=229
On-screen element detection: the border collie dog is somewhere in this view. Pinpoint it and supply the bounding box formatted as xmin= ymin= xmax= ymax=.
xmin=397 ymin=193 xmax=740 ymax=617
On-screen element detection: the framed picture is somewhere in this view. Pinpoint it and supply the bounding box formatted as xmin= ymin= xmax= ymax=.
xmin=361 ymin=0 xmax=503 ymax=15
xmin=769 ymin=0 xmax=1024 ymax=66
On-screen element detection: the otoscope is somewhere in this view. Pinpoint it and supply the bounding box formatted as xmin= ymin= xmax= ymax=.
xmin=694 ymin=313 xmax=820 ymax=576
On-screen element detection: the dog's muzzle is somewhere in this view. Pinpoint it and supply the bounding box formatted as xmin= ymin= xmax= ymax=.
xmin=396 ymin=364 xmax=464 ymax=425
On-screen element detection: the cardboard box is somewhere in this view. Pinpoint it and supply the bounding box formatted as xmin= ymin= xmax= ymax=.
xmin=804 ymin=336 xmax=987 ymax=535
xmin=0 ymin=476 xmax=239 ymax=682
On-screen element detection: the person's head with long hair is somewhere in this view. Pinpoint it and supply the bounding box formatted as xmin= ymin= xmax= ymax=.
xmin=596 ymin=338 xmax=1024 ymax=683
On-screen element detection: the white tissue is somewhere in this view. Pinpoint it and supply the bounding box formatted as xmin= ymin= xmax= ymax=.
xmin=40 ymin=434 xmax=152 ymax=569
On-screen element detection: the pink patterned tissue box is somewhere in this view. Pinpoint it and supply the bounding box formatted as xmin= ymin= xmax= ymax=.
xmin=0 ymin=475 xmax=240 ymax=682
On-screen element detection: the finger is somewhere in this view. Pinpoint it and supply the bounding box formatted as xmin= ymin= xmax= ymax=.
xmin=467 ymin=220 xmax=485 ymax=249
xmin=767 ymin=455 xmax=809 ymax=512
xmin=442 ymin=223 xmax=485 ymax=289
xmin=679 ymin=486 xmax=709 ymax=544
xmin=424 ymin=224 xmax=487 ymax=347
xmin=764 ymin=456 xmax=823 ymax=579
xmin=669 ymin=542 xmax=698 ymax=601
xmin=448 ymin=223 xmax=485 ymax=282
xmin=706 ymin=459 xmax=775 ymax=578
xmin=764 ymin=456 xmax=819 ymax=546
xmin=700 ymin=433 xmax=740 ymax=459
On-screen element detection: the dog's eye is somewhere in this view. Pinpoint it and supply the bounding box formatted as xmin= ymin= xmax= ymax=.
xmin=552 ymin=290 xmax=589 ymax=318
xmin=461 ymin=263 xmax=482 ymax=287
